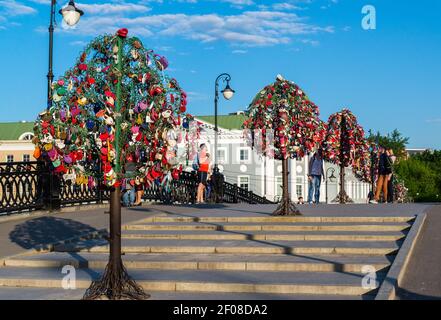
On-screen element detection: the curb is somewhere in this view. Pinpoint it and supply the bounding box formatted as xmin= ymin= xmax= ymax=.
xmin=374 ymin=213 xmax=427 ymax=300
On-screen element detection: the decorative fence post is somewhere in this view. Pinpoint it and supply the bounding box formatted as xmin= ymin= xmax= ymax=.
xmin=233 ymin=183 xmax=239 ymax=203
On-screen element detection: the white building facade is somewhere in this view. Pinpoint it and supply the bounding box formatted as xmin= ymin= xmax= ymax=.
xmin=186 ymin=115 xmax=371 ymax=204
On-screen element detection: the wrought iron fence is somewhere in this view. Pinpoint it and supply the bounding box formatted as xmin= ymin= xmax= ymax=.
xmin=0 ymin=162 xmax=273 ymax=215
xmin=0 ymin=161 xmax=43 ymax=214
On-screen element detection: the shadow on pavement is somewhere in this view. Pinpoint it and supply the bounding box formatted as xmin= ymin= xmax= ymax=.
xmin=9 ymin=216 xmax=100 ymax=251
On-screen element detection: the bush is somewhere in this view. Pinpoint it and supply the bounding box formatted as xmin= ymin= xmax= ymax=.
xmin=395 ymin=157 xmax=441 ymax=202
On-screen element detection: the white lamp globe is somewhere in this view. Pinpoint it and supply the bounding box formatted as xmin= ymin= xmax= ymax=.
xmin=59 ymin=1 xmax=84 ymax=27
xmin=221 ymin=83 xmax=235 ymax=100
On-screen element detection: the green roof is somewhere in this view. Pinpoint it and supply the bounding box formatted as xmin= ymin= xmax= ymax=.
xmin=0 ymin=122 xmax=34 ymax=140
xmin=196 ymin=114 xmax=247 ymax=130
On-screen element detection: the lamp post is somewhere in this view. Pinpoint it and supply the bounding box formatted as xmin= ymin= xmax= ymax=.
xmin=44 ymin=0 xmax=83 ymax=211
xmin=214 ymin=73 xmax=235 ymax=170
xmin=325 ymin=167 xmax=337 ymax=204
xmin=47 ymin=0 xmax=83 ymax=110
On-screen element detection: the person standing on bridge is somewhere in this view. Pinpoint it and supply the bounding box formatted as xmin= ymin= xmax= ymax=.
xmin=194 ymin=144 xmax=211 ymax=204
xmin=371 ymin=146 xmax=392 ymax=204
xmin=307 ymin=149 xmax=325 ymax=204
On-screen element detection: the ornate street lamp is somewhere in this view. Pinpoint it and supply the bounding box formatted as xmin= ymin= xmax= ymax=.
xmin=47 ymin=0 xmax=84 ymax=110
xmin=214 ymin=73 xmax=235 ymax=169
xmin=325 ymin=167 xmax=337 ymax=204
xmin=44 ymin=0 xmax=83 ymax=211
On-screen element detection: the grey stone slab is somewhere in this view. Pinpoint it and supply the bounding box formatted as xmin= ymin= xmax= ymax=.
xmin=7 ymin=251 xmax=394 ymax=265
xmin=0 ymin=266 xmax=384 ymax=286
xmin=131 ymin=221 xmax=412 ymax=226
xmin=139 ymin=203 xmax=429 ymax=218
xmin=122 ymin=229 xmax=407 ymax=237
xmin=116 ymin=239 xmax=402 ymax=249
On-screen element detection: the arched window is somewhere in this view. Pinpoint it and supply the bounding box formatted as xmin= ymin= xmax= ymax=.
xmin=19 ymin=132 xmax=34 ymax=141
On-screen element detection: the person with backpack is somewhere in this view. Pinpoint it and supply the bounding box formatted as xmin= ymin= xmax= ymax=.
xmin=370 ymin=146 xmax=392 ymax=204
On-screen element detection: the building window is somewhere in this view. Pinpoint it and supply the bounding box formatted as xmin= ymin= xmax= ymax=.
xmin=238 ymin=176 xmax=250 ymax=191
xmin=275 ymin=176 xmax=283 ymax=197
xmin=217 ymin=147 xmax=227 ymax=164
xmin=296 ymin=177 xmax=303 ymax=199
xmin=6 ymin=155 xmax=14 ymax=163
xmin=23 ymin=154 xmax=30 ymax=162
xmin=239 ymin=148 xmax=250 ymax=162
xmin=18 ymin=132 xmax=34 ymax=141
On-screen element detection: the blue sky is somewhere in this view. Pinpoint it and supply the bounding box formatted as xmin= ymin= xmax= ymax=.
xmin=0 ymin=0 xmax=440 ymax=148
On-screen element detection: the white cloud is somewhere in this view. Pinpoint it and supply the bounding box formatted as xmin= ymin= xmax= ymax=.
xmin=75 ymin=2 xmax=151 ymax=15
xmin=0 ymin=0 xmax=36 ymax=16
xmin=426 ymin=118 xmax=441 ymax=124
xmin=232 ymin=49 xmax=247 ymax=54
xmin=34 ymin=3 xmax=333 ymax=47
xmin=27 ymin=0 xmax=51 ymax=4
xmin=187 ymin=91 xmax=208 ymax=101
xmin=69 ymin=40 xmax=88 ymax=46
xmin=272 ymin=3 xmax=301 ymax=11
xmin=301 ymin=38 xmax=319 ymax=46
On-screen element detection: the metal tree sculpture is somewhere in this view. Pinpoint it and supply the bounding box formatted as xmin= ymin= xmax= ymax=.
xmin=321 ymin=109 xmax=371 ymax=204
xmin=33 ymin=28 xmax=188 ymax=299
xmin=243 ymin=75 xmax=326 ymax=215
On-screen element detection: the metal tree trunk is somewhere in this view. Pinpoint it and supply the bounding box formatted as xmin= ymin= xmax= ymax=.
xmin=272 ymin=157 xmax=301 ymax=216
xmin=83 ymin=35 xmax=149 ymax=300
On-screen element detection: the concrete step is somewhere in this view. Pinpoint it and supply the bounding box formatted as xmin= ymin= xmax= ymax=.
xmin=125 ymin=222 xmax=411 ymax=232
xmin=54 ymin=238 xmax=401 ymax=255
xmin=140 ymin=216 xmax=415 ymax=224
xmin=121 ymin=230 xmax=406 ymax=242
xmin=0 ymin=286 xmax=374 ymax=300
xmin=0 ymin=266 xmax=383 ymax=296
xmin=4 ymin=252 xmax=392 ymax=273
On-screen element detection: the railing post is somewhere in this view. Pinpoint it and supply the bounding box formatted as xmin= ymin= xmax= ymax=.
xmin=49 ymin=170 xmax=61 ymax=211
xmin=192 ymin=171 xmax=197 ymax=204
xmin=41 ymin=156 xmax=61 ymax=211
xmin=233 ymin=183 xmax=238 ymax=203
xmin=98 ymin=163 xmax=103 ymax=204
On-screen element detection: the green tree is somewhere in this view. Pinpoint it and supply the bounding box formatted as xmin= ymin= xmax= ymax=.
xmin=367 ymin=129 xmax=409 ymax=159
xmin=395 ymin=157 xmax=440 ymax=202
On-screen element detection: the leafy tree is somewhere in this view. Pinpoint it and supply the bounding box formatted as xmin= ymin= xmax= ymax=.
xmin=395 ymin=157 xmax=440 ymax=202
xmin=367 ymin=129 xmax=409 ymax=159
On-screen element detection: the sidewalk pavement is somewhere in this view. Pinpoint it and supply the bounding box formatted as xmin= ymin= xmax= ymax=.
xmin=396 ymin=204 xmax=441 ymax=300
xmin=0 ymin=204 xmax=158 ymax=259
xmin=1 ymin=202 xmax=440 ymax=300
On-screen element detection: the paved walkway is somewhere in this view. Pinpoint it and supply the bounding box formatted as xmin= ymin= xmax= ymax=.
xmin=396 ymin=204 xmax=441 ymax=300
xmin=0 ymin=204 xmax=155 ymax=259
xmin=0 ymin=202 xmax=439 ymax=299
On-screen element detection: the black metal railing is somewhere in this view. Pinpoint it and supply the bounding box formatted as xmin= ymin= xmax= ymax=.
xmin=0 ymin=162 xmax=273 ymax=215
xmin=0 ymin=161 xmax=43 ymax=214
xmin=223 ymin=181 xmax=273 ymax=204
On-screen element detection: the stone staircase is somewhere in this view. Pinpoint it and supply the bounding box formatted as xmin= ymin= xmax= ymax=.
xmin=0 ymin=210 xmax=417 ymax=300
